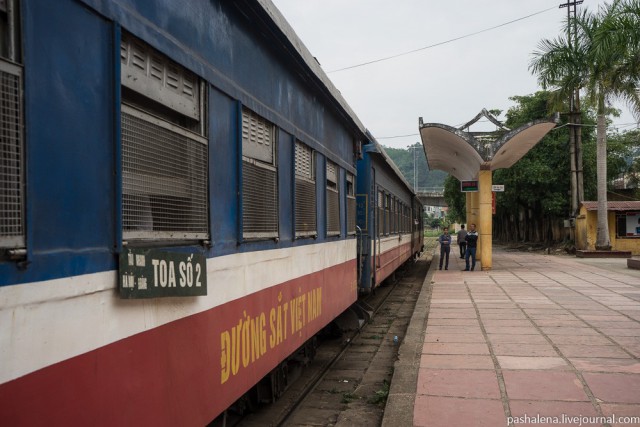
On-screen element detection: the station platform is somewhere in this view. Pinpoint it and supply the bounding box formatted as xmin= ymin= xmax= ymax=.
xmin=382 ymin=247 xmax=640 ymax=427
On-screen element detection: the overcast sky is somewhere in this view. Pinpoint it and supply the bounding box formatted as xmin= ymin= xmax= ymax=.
xmin=270 ymin=0 xmax=639 ymax=149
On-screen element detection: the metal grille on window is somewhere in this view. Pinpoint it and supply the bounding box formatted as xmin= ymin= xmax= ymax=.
xmin=295 ymin=141 xmax=316 ymax=236
xmin=242 ymin=108 xmax=277 ymax=238
xmin=346 ymin=173 xmax=356 ymax=235
xmin=122 ymin=106 xmax=208 ymax=240
xmin=392 ymin=198 xmax=397 ymax=234
xmin=385 ymin=194 xmax=390 ymax=235
xmin=377 ymin=190 xmax=383 ymax=237
xmin=326 ymin=160 xmax=340 ymax=236
xmin=0 ymin=60 xmax=23 ymax=248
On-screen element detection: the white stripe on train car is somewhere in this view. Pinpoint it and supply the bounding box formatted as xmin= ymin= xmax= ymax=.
xmin=0 ymin=239 xmax=357 ymax=384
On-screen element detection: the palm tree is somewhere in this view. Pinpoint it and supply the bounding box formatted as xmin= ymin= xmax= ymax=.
xmin=531 ymin=0 xmax=640 ymax=250
xmin=585 ymin=1 xmax=640 ymax=249
xmin=529 ymin=9 xmax=589 ymax=217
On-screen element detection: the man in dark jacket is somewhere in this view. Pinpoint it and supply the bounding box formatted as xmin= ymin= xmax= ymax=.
xmin=438 ymin=227 xmax=452 ymax=270
xmin=463 ymin=223 xmax=478 ymax=271
xmin=456 ymin=224 xmax=467 ymax=259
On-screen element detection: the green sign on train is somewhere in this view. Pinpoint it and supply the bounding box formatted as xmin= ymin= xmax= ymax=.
xmin=119 ymin=248 xmax=207 ymax=298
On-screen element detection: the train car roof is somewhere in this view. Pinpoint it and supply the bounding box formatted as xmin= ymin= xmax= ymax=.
xmin=257 ymin=0 xmax=367 ymax=138
xmin=364 ymin=131 xmax=417 ymax=197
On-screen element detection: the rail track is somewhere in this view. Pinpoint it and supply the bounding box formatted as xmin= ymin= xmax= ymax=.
xmin=233 ymin=253 xmax=431 ymax=427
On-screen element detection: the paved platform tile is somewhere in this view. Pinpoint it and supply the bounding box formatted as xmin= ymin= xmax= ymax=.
xmin=497 ymin=356 xmax=569 ymax=370
xmin=425 ymin=326 xmax=483 ymax=335
xmin=492 ymin=343 xmax=559 ymax=357
xmin=556 ymin=344 xmax=631 ymax=359
xmin=424 ymin=333 xmax=487 ymax=343
xmin=600 ymin=403 xmax=640 ymax=427
xmin=428 ymin=310 xmax=477 ymax=319
xmin=583 ymin=372 xmax=640 ymax=404
xmin=422 ymin=342 xmax=490 ymax=355
xmin=420 ymin=354 xmax=495 ymax=370
xmin=426 ymin=318 xmax=480 ymax=326
xmin=487 ymin=333 xmax=549 ymax=344
xmin=483 ymin=326 xmax=542 ymax=335
xmin=509 ymin=400 xmax=598 ymax=426
xmin=416 ymin=368 xmax=500 ymax=399
xmin=540 ymin=327 xmax=602 ymax=336
xmin=570 ymin=358 xmax=640 ymax=374
xmin=414 ymin=396 xmax=506 ymax=427
xmin=547 ymin=335 xmax=614 ymax=346
xmin=503 ymin=371 xmax=589 ymax=401
xmin=532 ymin=320 xmax=587 ymax=327
xmin=480 ymin=319 xmax=534 ymax=327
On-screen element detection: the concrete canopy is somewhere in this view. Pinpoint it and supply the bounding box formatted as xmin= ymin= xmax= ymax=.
xmin=419 ymin=124 xmax=483 ymax=181
xmin=490 ymin=120 xmax=558 ymax=170
xmin=419 ymin=111 xmax=556 ymax=180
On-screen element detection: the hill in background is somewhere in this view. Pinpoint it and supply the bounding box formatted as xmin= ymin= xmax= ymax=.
xmin=383 ymin=144 xmax=447 ymax=190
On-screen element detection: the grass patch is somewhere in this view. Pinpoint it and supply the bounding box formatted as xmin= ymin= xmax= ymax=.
xmin=368 ymin=380 xmax=390 ymax=405
xmin=342 ymin=392 xmax=357 ymax=404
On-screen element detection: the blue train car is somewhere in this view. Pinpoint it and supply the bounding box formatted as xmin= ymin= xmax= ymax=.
xmin=356 ymin=139 xmax=424 ymax=292
xmin=0 ymin=0 xmax=372 ymax=424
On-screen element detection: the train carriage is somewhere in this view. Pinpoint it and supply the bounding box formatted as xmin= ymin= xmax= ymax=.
xmin=356 ymin=140 xmax=424 ymax=292
xmin=0 ymin=0 xmax=370 ymax=424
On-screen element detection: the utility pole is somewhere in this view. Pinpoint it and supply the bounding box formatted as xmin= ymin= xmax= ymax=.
xmin=559 ymin=0 xmax=583 ymax=217
xmin=412 ymin=144 xmax=418 ymax=191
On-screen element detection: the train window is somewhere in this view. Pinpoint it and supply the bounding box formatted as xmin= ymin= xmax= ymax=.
xmin=385 ymin=194 xmax=390 ymax=236
xmin=120 ymin=33 xmax=209 ymax=242
xmin=346 ymin=173 xmax=356 ymax=235
xmin=377 ymin=189 xmax=384 ymax=237
xmin=391 ymin=197 xmax=395 ymax=234
xmin=294 ymin=141 xmax=316 ymax=237
xmin=1 ymin=0 xmax=20 ymax=63
xmin=0 ymin=0 xmax=24 ymax=253
xmin=241 ymin=107 xmax=278 ymax=239
xmin=326 ymin=160 xmax=340 ymax=236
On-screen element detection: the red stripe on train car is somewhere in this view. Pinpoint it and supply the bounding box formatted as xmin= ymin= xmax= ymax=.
xmin=375 ymin=241 xmax=412 ymax=285
xmin=0 ymin=260 xmax=357 ymax=426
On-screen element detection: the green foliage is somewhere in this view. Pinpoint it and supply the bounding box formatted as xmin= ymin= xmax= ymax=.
xmin=606 ymin=129 xmax=640 ymax=185
xmin=368 ymin=380 xmax=390 ymax=405
xmin=383 ymin=143 xmax=447 ymax=189
xmin=443 ymin=175 xmax=466 ymax=223
xmin=495 ymin=92 xmax=574 ymax=218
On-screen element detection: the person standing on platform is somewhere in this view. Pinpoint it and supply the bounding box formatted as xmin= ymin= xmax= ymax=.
xmin=456 ymin=224 xmax=467 ymax=259
xmin=438 ymin=227 xmax=451 ymax=270
xmin=463 ymin=223 xmax=479 ymax=271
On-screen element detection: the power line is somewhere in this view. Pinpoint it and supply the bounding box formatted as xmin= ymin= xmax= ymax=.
xmin=327 ymin=6 xmax=557 ymax=73
xmin=377 ymin=122 xmax=639 ymax=139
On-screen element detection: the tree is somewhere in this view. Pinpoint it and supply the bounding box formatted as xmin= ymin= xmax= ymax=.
xmin=531 ymin=0 xmax=640 ymax=250
xmin=582 ymin=1 xmax=640 ymax=249
xmin=529 ymin=9 xmax=588 ymax=216
xmin=443 ymin=175 xmax=465 ymax=224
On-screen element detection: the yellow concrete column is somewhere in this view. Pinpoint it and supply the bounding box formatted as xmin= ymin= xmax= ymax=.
xmin=465 ymin=192 xmax=472 ymax=227
xmin=478 ymin=168 xmax=492 ymax=271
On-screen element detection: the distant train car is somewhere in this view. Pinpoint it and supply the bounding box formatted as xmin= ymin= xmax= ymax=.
xmin=356 ymin=140 xmax=424 ymax=292
xmin=0 ymin=0 xmax=370 ymax=424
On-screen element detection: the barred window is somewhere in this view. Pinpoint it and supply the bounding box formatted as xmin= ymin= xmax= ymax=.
xmin=391 ymin=197 xmax=397 ymax=234
xmin=1 ymin=0 xmax=24 ymax=251
xmin=377 ymin=189 xmax=384 ymax=237
xmin=385 ymin=194 xmax=390 ymax=235
xmin=121 ymin=33 xmax=208 ymax=241
xmin=346 ymin=173 xmax=356 ymax=235
xmin=242 ymin=108 xmax=277 ymax=239
xmin=295 ymin=141 xmax=316 ymax=237
xmin=326 ymin=160 xmax=340 ymax=236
